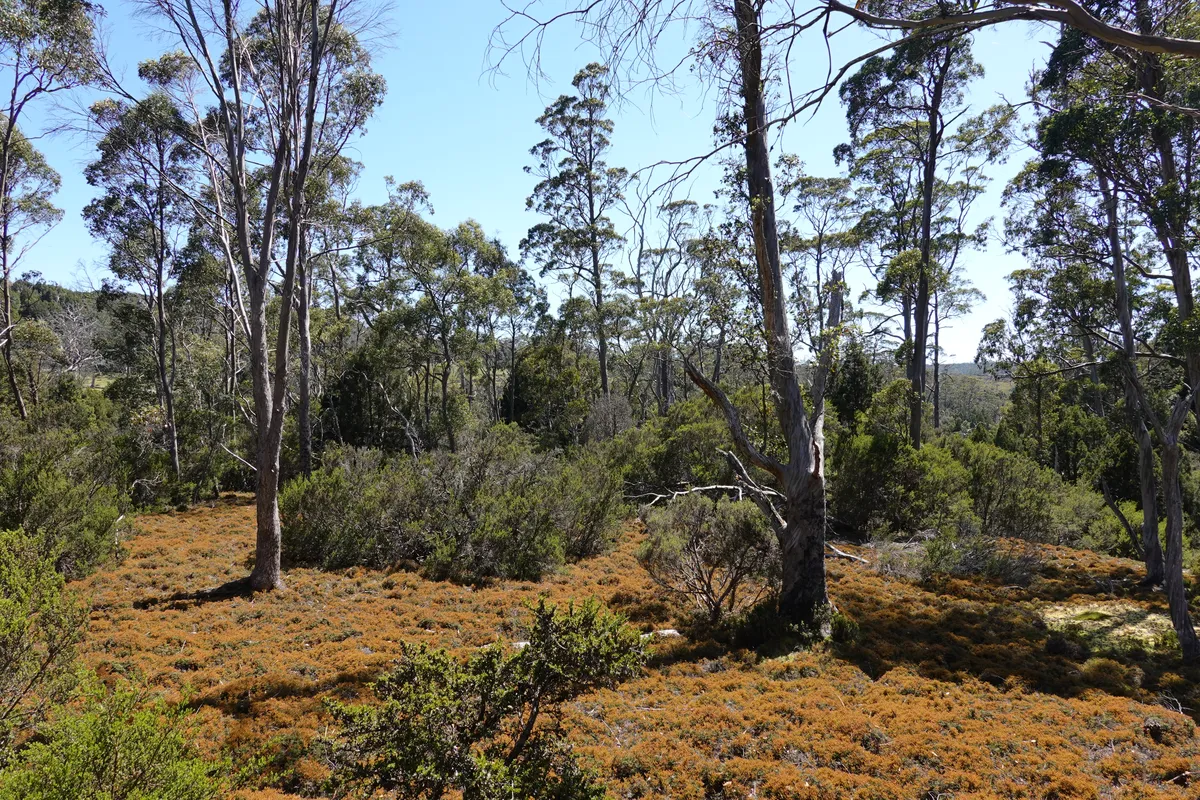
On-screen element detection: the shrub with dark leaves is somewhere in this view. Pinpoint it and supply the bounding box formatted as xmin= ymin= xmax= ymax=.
xmin=327 ymin=598 xmax=644 ymax=800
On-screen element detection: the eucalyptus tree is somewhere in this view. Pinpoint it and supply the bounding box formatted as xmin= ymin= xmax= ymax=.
xmin=0 ymin=134 xmax=61 ymax=418
xmin=84 ymin=93 xmax=196 ymax=480
xmin=123 ymin=0 xmax=386 ymax=591
xmin=1001 ymin=160 xmax=1154 ymax=569
xmin=0 ymin=0 xmax=96 ymax=419
xmin=496 ymin=1 xmax=847 ymax=629
xmin=623 ymin=197 xmax=702 ymax=416
xmin=839 ymin=29 xmax=1000 ymax=448
xmin=1013 ymin=52 xmax=1200 ymax=658
xmin=522 ymin=62 xmax=627 ymax=398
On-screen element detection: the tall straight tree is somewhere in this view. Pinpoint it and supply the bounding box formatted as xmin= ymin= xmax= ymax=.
xmin=127 ymin=0 xmax=384 ymax=590
xmin=84 ymin=93 xmax=196 ymax=480
xmin=0 ymin=0 xmax=95 ymax=419
xmin=522 ymin=62 xmax=627 ymax=397
xmin=840 ymin=29 xmax=979 ymax=448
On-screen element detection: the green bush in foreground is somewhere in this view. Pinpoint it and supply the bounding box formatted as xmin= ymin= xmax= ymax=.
xmin=0 ymin=680 xmax=225 ymax=800
xmin=0 ymin=530 xmax=85 ymax=763
xmin=328 ymin=598 xmax=645 ymax=800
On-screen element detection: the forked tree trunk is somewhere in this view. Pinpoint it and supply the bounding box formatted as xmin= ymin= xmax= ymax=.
xmin=1103 ymin=173 xmax=1195 ymax=658
xmin=684 ymin=0 xmax=841 ymax=633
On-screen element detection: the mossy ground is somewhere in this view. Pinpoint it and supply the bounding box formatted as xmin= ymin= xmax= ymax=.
xmin=78 ymin=496 xmax=1200 ymax=798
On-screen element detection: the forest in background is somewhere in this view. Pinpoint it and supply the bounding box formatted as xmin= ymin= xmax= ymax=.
xmin=3 ymin=0 xmax=1200 ymax=797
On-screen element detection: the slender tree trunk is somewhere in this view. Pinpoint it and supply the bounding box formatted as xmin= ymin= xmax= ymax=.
xmin=1101 ymin=173 xmax=1167 ymax=584
xmin=909 ymin=52 xmax=950 ymax=449
xmin=712 ymin=326 xmax=724 ymax=384
xmin=1159 ymin=432 xmax=1200 ymax=660
xmin=1 ymin=264 xmax=25 ymax=420
xmin=157 ymin=291 xmax=181 ymax=480
xmin=1133 ymin=409 xmax=1164 ymax=583
xmin=298 ymin=245 xmax=313 ymax=476
xmin=932 ymin=296 xmax=941 ymax=430
xmin=594 ymin=270 xmax=609 ymax=396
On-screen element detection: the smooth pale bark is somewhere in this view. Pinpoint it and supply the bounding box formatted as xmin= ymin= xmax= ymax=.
xmin=684 ymin=0 xmax=842 ymax=631
xmin=298 ymin=245 xmax=313 ymax=477
xmin=1100 ymin=174 xmax=1165 ymax=585
xmin=1103 ymin=173 xmax=1195 ymax=659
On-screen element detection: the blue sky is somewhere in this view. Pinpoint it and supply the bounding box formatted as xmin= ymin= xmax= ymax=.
xmin=24 ymin=0 xmax=1052 ymax=361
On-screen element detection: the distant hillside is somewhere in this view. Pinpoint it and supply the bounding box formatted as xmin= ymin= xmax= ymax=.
xmin=942 ymin=361 xmax=985 ymax=376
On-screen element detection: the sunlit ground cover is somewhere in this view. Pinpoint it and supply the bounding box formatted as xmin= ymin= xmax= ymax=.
xmin=79 ymin=495 xmax=1200 ymax=799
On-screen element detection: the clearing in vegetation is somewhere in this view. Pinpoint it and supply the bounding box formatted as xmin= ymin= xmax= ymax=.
xmin=79 ymin=497 xmax=1200 ymax=799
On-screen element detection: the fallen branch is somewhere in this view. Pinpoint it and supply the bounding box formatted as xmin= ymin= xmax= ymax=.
xmin=826 ymin=543 xmax=868 ymax=564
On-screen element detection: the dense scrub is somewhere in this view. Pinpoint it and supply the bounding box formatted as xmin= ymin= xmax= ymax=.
xmin=830 ymin=381 xmax=1128 ymax=555
xmin=280 ymin=425 xmax=624 ymax=581
xmin=0 ymin=396 xmax=130 ymax=578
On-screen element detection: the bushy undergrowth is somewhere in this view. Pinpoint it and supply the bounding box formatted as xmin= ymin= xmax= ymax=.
xmin=0 ymin=680 xmax=225 ymax=800
xmin=831 ymin=383 xmax=1124 ymax=553
xmin=919 ymin=534 xmax=1044 ymax=586
xmin=281 ymin=425 xmax=624 ymax=581
xmin=0 ymin=397 xmax=130 ymax=578
xmin=638 ymin=494 xmax=778 ymax=625
xmin=327 ymin=598 xmax=644 ymax=800
xmin=0 ymin=530 xmax=85 ymax=764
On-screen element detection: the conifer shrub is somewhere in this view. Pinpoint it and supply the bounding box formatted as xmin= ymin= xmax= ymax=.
xmin=281 ymin=425 xmax=624 ymax=581
xmin=326 ymin=598 xmax=644 ymax=800
xmin=637 ymin=494 xmax=778 ymax=625
xmin=0 ymin=680 xmax=225 ymax=800
xmin=0 ymin=530 xmax=86 ymax=764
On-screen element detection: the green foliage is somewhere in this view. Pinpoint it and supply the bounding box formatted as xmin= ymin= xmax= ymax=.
xmin=556 ymin=443 xmax=626 ymax=560
xmin=0 ymin=395 xmax=129 ymax=577
xmin=281 ymin=425 xmax=624 ymax=581
xmin=0 ymin=680 xmax=225 ymax=800
xmin=503 ymin=328 xmax=598 ymax=449
xmin=613 ymin=396 xmax=732 ymax=494
xmin=327 ymin=598 xmax=644 ymax=800
xmin=638 ymin=494 xmax=778 ymax=625
xmin=830 ymin=381 xmax=972 ymax=537
xmin=0 ymin=530 xmax=85 ymax=764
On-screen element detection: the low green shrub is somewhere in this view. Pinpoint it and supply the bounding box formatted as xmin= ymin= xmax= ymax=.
xmin=0 ymin=400 xmax=130 ymax=578
xmin=638 ymin=494 xmax=777 ymax=625
xmin=919 ymin=534 xmax=1043 ymax=586
xmin=327 ymin=598 xmax=644 ymax=800
xmin=0 ymin=680 xmax=225 ymax=800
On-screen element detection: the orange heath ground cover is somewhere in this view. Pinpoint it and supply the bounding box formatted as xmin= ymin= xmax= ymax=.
xmin=77 ymin=496 xmax=1199 ymax=799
